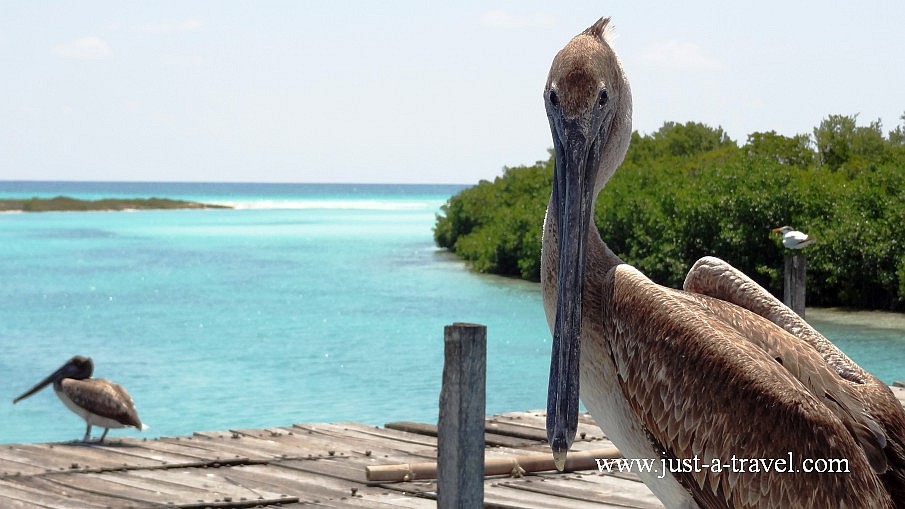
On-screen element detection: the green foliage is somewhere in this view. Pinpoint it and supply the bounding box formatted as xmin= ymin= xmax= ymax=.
xmin=436 ymin=114 xmax=905 ymax=310
xmin=434 ymin=155 xmax=553 ymax=280
xmin=813 ymin=114 xmax=890 ymax=174
xmin=745 ymin=131 xmax=814 ymax=167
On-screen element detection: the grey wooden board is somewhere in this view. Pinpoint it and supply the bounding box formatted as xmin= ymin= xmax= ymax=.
xmin=230 ymin=425 xmax=426 ymax=461
xmin=0 ymin=478 xmax=146 ymax=509
xmin=494 ymin=473 xmax=664 ymax=508
xmin=8 ymin=467 xmax=299 ymax=508
xmin=0 ymin=442 xmax=153 ymax=475
xmin=273 ymin=490 xmax=435 ymax=508
xmin=386 ymin=421 xmax=538 ymax=449
xmin=1 ymin=475 xmax=159 ymax=509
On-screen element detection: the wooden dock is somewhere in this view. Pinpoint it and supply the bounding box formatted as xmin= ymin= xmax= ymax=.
xmin=2 ymin=386 xmax=903 ymax=509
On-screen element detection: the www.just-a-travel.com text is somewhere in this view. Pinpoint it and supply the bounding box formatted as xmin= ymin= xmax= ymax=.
xmin=596 ymin=453 xmax=850 ymax=479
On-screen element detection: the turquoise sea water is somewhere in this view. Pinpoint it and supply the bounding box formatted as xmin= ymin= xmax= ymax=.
xmin=1 ymin=181 xmax=903 ymax=445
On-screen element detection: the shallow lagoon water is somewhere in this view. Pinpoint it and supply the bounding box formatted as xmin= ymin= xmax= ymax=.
xmin=1 ymin=181 xmax=902 ymax=444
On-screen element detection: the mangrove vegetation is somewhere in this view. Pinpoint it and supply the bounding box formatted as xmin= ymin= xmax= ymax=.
xmin=0 ymin=196 xmax=230 ymax=212
xmin=434 ymin=114 xmax=905 ymax=311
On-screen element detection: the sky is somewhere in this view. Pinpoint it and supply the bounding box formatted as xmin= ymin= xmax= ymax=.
xmin=2 ymin=2 xmax=903 ymax=185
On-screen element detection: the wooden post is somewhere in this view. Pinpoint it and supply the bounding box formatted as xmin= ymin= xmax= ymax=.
xmin=437 ymin=323 xmax=486 ymax=509
xmin=784 ymin=253 xmax=806 ymax=318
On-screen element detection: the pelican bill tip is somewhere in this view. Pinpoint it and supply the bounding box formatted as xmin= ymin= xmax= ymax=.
xmin=552 ymin=449 xmax=568 ymax=472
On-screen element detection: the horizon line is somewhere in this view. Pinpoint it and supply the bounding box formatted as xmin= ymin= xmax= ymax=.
xmin=0 ymin=178 xmax=473 ymax=187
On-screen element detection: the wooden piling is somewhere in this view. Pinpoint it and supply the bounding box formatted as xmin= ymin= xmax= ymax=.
xmin=437 ymin=323 xmax=486 ymax=509
xmin=784 ymin=253 xmax=806 ymax=318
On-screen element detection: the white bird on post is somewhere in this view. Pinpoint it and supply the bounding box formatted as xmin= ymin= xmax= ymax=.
xmin=773 ymin=225 xmax=815 ymax=249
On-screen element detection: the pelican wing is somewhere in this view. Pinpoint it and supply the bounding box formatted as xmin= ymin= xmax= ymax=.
xmin=684 ymin=256 xmax=905 ymax=504
xmin=60 ymin=378 xmax=143 ymax=429
xmin=601 ymin=264 xmax=892 ymax=508
xmin=672 ymin=289 xmax=889 ymax=472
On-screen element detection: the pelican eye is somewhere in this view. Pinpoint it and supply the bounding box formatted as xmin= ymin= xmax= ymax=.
xmin=549 ymin=89 xmax=559 ymax=107
xmin=597 ymin=89 xmax=608 ymax=107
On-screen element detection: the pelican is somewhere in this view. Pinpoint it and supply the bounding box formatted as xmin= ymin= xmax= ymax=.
xmin=772 ymin=226 xmax=815 ymax=249
xmin=541 ymin=18 xmax=905 ymax=508
xmin=13 ymin=355 xmax=147 ymax=443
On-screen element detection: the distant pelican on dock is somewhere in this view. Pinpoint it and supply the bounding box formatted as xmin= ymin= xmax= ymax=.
xmin=541 ymin=17 xmax=905 ymax=508
xmin=772 ymin=225 xmax=815 ymax=249
xmin=13 ymin=355 xmax=147 ymax=443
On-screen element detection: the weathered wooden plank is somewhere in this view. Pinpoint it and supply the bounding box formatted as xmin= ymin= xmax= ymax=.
xmin=30 ymin=467 xmax=300 ymax=508
xmin=386 ymin=421 xmax=537 ymax=449
xmin=111 ymin=437 xmax=242 ymax=466
xmin=90 ymin=439 xmax=213 ymax=468
xmin=0 ymin=478 xmax=140 ymax=509
xmin=5 ymin=475 xmax=161 ymax=508
xmin=485 ymin=420 xmax=550 ymax=442
xmin=119 ymin=467 xmax=299 ymax=506
xmin=81 ymin=470 xmax=224 ymax=504
xmin=484 ymin=479 xmax=642 ymax=509
xmin=484 ymin=472 xmax=663 ymax=508
xmin=16 ymin=471 xmax=182 ymax=507
xmin=136 ymin=434 xmax=274 ymax=463
xmin=279 ymin=455 xmax=440 ymax=501
xmin=492 ymin=410 xmax=600 ymax=426
xmin=230 ymin=426 xmax=387 ymax=460
xmin=190 ymin=430 xmax=317 ymax=461
xmin=489 ymin=411 xmax=605 ymax=439
xmin=218 ymin=462 xmax=371 ymax=503
xmin=301 ymin=490 xmax=435 ymax=508
xmin=282 ymin=456 xmax=411 ymax=487
xmin=284 ymin=456 xmax=374 ymax=482
xmin=182 ymin=431 xmax=284 ymax=461
xmin=0 ymin=443 xmax=149 ymax=475
xmin=291 ymin=423 xmax=438 ymax=460
xmin=225 ymin=425 xmax=436 ymax=473
xmin=297 ymin=422 xmax=439 ymax=448
xmin=0 ymin=450 xmax=48 ymax=477
xmin=505 ymin=472 xmax=664 ymax=508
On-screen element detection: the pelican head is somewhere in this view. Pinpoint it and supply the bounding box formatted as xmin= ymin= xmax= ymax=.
xmin=544 ymin=17 xmax=632 ymax=469
xmin=13 ymin=355 xmax=93 ymax=403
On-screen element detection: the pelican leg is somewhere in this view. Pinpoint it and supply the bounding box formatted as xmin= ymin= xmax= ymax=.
xmin=82 ymin=423 xmax=92 ymax=443
xmin=97 ymin=428 xmax=110 ymax=444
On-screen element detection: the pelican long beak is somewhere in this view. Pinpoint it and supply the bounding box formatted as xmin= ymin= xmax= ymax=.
xmin=12 ymin=361 xmax=78 ymax=404
xmin=547 ymin=116 xmax=600 ymax=471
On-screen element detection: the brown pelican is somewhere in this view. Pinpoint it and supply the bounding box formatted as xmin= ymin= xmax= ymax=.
xmin=772 ymin=225 xmax=815 ymax=249
xmin=13 ymin=355 xmax=147 ymax=443
xmin=541 ymin=18 xmax=905 ymax=508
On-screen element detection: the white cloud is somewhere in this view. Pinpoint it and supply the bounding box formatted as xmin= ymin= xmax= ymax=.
xmin=135 ymin=19 xmax=204 ymax=34
xmin=479 ymin=9 xmax=555 ymax=29
xmin=52 ymin=36 xmax=113 ymax=60
xmin=639 ymin=40 xmax=723 ymax=71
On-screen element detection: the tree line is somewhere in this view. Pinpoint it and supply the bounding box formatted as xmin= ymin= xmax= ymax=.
xmin=434 ymin=114 xmax=905 ymax=311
